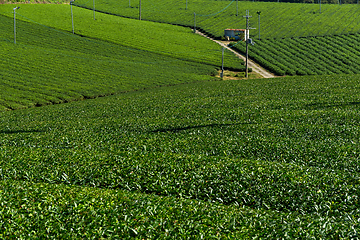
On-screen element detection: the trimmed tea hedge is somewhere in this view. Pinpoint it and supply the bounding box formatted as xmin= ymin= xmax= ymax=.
xmin=1 ymin=74 xmax=360 ymax=237
xmin=73 ymin=0 xmax=360 ymax=39
xmin=232 ymin=33 xmax=360 ymax=76
xmin=0 ymin=8 xmax=243 ymax=110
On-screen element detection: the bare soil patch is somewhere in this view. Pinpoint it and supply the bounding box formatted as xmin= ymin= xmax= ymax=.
xmin=217 ymin=70 xmax=263 ymax=80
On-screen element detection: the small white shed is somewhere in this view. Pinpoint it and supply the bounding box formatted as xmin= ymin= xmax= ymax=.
xmin=224 ymin=29 xmax=249 ymax=41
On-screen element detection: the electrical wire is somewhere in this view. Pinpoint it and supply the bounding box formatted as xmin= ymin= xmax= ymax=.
xmin=1 ymin=9 xmax=241 ymax=68
xmin=197 ymin=0 xmax=235 ymax=17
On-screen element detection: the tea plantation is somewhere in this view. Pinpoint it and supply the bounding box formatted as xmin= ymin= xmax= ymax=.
xmin=0 ymin=5 xmax=243 ymax=110
xmin=0 ymin=3 xmax=241 ymax=66
xmin=1 ymin=1 xmax=360 ymax=238
xmin=73 ymin=0 xmax=360 ymax=39
xmin=69 ymin=0 xmax=360 ymax=76
xmin=233 ymin=33 xmax=360 ymax=76
xmin=1 ymin=74 xmax=360 ymax=237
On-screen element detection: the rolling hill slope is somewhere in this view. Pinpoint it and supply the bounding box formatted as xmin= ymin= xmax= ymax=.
xmin=233 ymin=32 xmax=360 ymax=76
xmin=0 ymin=5 xmax=244 ymax=110
xmin=1 ymin=74 xmax=360 ymax=237
xmin=72 ymin=0 xmax=360 ymax=39
xmin=61 ymin=0 xmax=360 ymax=76
xmin=1 ymin=2 xmax=360 ymax=238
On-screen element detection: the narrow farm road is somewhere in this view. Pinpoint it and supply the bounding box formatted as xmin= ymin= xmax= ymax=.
xmin=196 ymin=31 xmax=276 ymax=79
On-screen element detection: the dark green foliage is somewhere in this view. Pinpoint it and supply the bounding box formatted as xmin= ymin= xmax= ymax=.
xmin=1 ymin=75 xmax=360 ymax=237
xmin=2 ymin=2 xmax=360 ymax=238
xmin=1 ymin=180 xmax=355 ymax=239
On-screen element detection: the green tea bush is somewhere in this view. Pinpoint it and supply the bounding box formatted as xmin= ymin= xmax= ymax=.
xmin=1 ymin=180 xmax=356 ymax=238
xmin=73 ymin=0 xmax=360 ymax=39
xmin=2 ymin=3 xmax=360 ymax=238
xmin=1 ymin=74 xmax=360 ymax=237
xmin=233 ymin=33 xmax=360 ymax=76
xmin=0 ymin=8 xmax=243 ymax=110
xmin=0 ymin=4 xmax=242 ymax=70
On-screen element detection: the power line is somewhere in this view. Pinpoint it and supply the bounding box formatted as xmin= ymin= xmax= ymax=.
xmin=3 ymin=8 xmax=242 ymax=71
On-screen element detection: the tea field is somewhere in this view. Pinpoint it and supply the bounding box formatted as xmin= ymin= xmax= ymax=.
xmin=1 ymin=74 xmax=360 ymax=237
xmin=0 ymin=5 xmax=244 ymax=110
xmin=0 ymin=4 xmax=241 ymax=66
xmin=1 ymin=1 xmax=360 ymax=238
xmin=73 ymin=0 xmax=360 ymax=39
xmin=68 ymin=0 xmax=360 ymax=76
xmin=233 ymin=32 xmax=360 ymax=76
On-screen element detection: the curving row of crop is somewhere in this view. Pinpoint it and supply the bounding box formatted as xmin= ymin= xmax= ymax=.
xmin=2 ymin=145 xmax=360 ymax=217
xmin=232 ymin=33 xmax=360 ymax=76
xmin=3 ymin=3 xmax=359 ymax=78
xmin=1 ymin=179 xmax=356 ymax=238
xmin=70 ymin=0 xmax=360 ymax=39
xmin=0 ymin=9 xmax=246 ymax=110
xmin=0 ymin=4 xmax=243 ymax=70
xmin=2 ymin=75 xmax=360 ymax=236
xmin=0 ymin=45 xmax=215 ymax=109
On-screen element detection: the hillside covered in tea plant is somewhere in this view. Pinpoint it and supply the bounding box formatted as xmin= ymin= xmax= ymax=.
xmin=232 ymin=33 xmax=360 ymax=76
xmin=1 ymin=74 xmax=360 ymax=238
xmin=1 ymin=2 xmax=360 ymax=238
xmin=69 ymin=0 xmax=360 ymax=76
xmin=73 ymin=0 xmax=360 ymax=39
xmin=0 ymin=4 xmax=243 ymax=110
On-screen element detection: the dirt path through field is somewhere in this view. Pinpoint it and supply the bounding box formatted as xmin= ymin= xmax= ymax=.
xmin=196 ymin=30 xmax=276 ymax=79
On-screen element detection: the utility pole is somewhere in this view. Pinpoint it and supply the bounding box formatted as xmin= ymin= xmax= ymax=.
xmin=243 ymin=10 xmax=255 ymax=78
xmin=193 ymin=12 xmax=196 ymax=33
xmin=186 ymin=0 xmax=188 ymax=10
xmin=13 ymin=7 xmax=20 ymax=44
xmin=257 ymin=11 xmax=261 ymax=40
xmin=139 ymin=0 xmax=141 ymax=20
xmin=70 ymin=0 xmax=74 ymax=34
xmin=221 ymin=47 xmax=224 ymax=78
xmin=244 ymin=10 xmax=251 ymax=78
xmin=236 ymin=0 xmax=238 ymax=16
xmin=93 ymin=0 xmax=95 ymax=20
